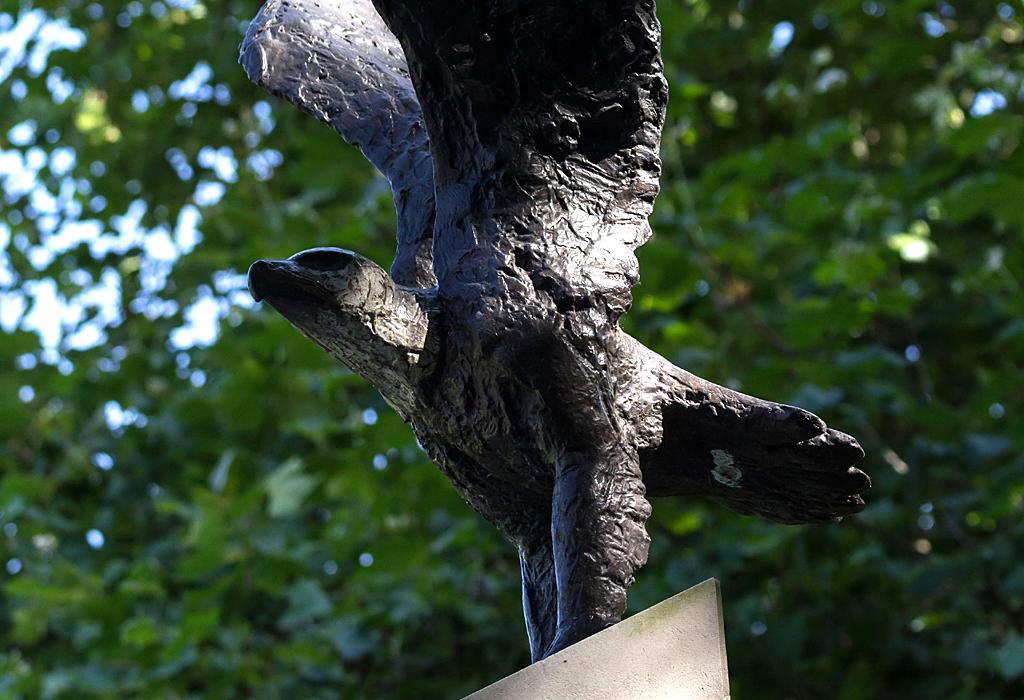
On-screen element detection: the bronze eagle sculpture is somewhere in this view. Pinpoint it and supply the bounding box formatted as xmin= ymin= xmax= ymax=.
xmin=241 ymin=0 xmax=870 ymax=661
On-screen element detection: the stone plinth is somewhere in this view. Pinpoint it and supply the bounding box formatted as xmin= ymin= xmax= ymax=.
xmin=464 ymin=579 xmax=730 ymax=700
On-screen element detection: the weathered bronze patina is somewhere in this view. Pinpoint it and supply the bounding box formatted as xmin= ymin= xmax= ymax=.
xmin=241 ymin=0 xmax=870 ymax=661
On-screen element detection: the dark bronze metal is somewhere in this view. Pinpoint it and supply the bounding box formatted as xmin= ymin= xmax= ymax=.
xmin=242 ymin=0 xmax=870 ymax=661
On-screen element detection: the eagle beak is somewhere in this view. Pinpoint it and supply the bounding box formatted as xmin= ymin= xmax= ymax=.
xmin=248 ymin=248 xmax=361 ymax=304
xmin=247 ymin=259 xmax=282 ymax=303
xmin=247 ymin=259 xmax=321 ymax=303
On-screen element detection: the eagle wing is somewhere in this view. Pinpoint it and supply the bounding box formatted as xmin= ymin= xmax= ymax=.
xmin=240 ymin=0 xmax=435 ymax=287
xmin=369 ymin=0 xmax=667 ymax=316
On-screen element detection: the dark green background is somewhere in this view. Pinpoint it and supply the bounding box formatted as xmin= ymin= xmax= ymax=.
xmin=1 ymin=1 xmax=1022 ymax=697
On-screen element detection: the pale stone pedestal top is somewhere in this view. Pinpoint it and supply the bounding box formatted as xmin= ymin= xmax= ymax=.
xmin=464 ymin=579 xmax=730 ymax=700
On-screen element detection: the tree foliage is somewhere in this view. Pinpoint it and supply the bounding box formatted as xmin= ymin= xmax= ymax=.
xmin=1 ymin=1 xmax=1022 ymax=698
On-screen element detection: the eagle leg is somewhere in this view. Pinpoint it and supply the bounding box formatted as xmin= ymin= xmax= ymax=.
xmin=547 ymin=447 xmax=652 ymax=658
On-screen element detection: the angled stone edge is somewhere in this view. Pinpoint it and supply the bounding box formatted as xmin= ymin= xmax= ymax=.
xmin=464 ymin=578 xmax=730 ymax=700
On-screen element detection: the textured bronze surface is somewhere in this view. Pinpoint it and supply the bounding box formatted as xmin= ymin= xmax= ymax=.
xmin=242 ymin=0 xmax=870 ymax=661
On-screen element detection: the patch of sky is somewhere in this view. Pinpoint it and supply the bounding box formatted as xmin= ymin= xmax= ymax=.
xmin=214 ymin=84 xmax=231 ymax=106
xmin=147 ymin=85 xmax=167 ymax=107
xmin=194 ymin=180 xmax=226 ymax=206
xmin=93 ymin=452 xmax=114 ymax=471
xmin=246 ymin=149 xmax=284 ymax=181
xmin=166 ymin=147 xmax=194 ymax=181
xmin=170 ymin=287 xmax=225 ymax=349
xmin=169 ymin=61 xmax=214 ymax=101
xmin=92 ymin=200 xmax=146 ymax=257
xmin=0 ymin=10 xmax=85 ymax=82
xmin=175 ymin=205 xmax=203 ymax=253
xmin=0 ymin=293 xmax=26 ymax=332
xmin=48 ymin=219 xmax=103 ymax=258
xmin=25 ymin=146 xmax=47 ymax=172
xmin=45 ymin=67 xmax=74 ymax=103
xmin=9 ymin=79 xmax=27 ymax=100
xmin=132 ymin=89 xmax=150 ymax=113
xmin=5 ymin=222 xmax=133 ymax=352
xmin=104 ymin=400 xmax=147 ymax=432
xmin=1 ymin=146 xmax=47 ymax=200
xmin=129 ymin=296 xmax=178 ymax=321
xmin=17 ymin=269 xmax=121 ymax=352
xmin=0 ymin=224 xmax=14 ymax=286
xmin=814 ymin=68 xmax=848 ymax=94
xmin=253 ymin=101 xmax=276 ymax=134
xmin=46 ymin=259 xmax=78 ymax=286
xmin=95 ymin=345 xmax=126 ymax=374
xmin=0 ymin=9 xmax=254 ymax=357
xmin=768 ymin=21 xmax=794 ymax=57
xmin=8 ymin=120 xmax=36 ymax=147
xmin=49 ymin=147 xmax=75 ymax=176
xmin=85 ymin=529 xmax=105 ymax=549
xmin=144 ymin=227 xmax=178 ymax=262
xmin=27 ymin=19 xmax=84 ymax=74
xmin=862 ymin=2 xmax=886 ymax=17
xmin=20 ymin=279 xmax=65 ymax=348
xmin=921 ymin=13 xmax=946 ymax=37
xmin=197 ymin=146 xmax=238 ymax=182
xmin=65 ymin=323 xmax=103 ymax=352
xmin=213 ymin=270 xmax=255 ymax=308
xmin=970 ymin=89 xmax=1007 ymax=117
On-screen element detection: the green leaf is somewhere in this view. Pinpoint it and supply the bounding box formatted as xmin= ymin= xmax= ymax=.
xmin=120 ymin=616 xmax=161 ymax=648
xmin=280 ymin=579 xmax=334 ymax=631
xmin=263 ymin=457 xmax=319 ymax=518
xmin=995 ymin=634 xmax=1024 ymax=680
